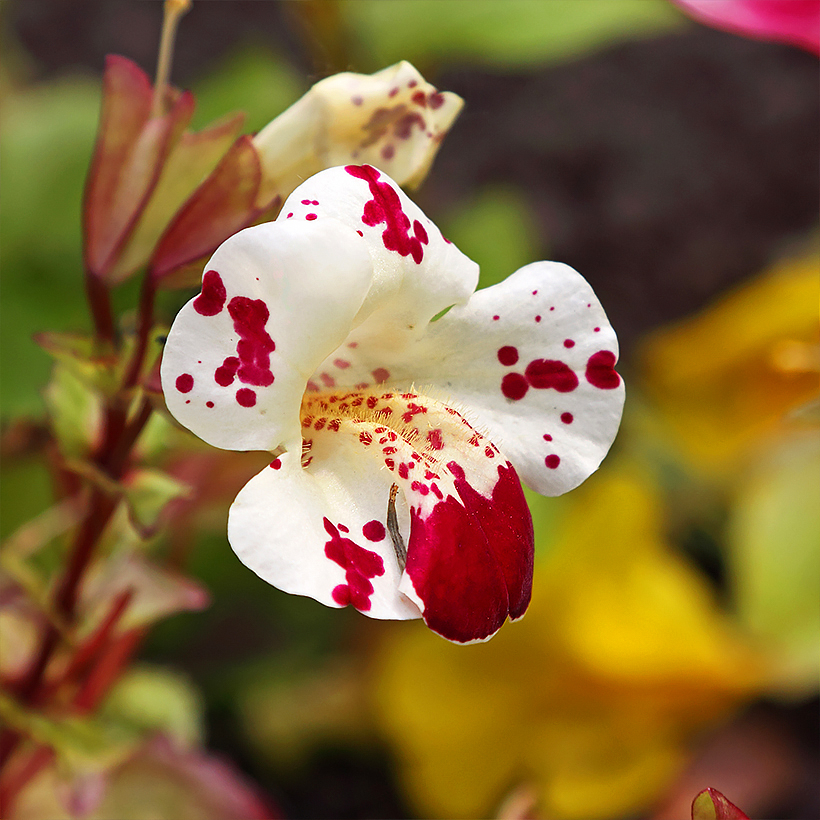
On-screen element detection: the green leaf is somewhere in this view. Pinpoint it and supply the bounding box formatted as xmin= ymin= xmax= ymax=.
xmin=100 ymin=665 xmax=204 ymax=751
xmin=344 ymin=0 xmax=684 ymax=70
xmin=727 ymin=432 xmax=820 ymax=695
xmin=123 ymin=467 xmax=191 ymax=537
xmin=43 ymin=363 xmax=105 ymax=460
xmin=0 ymin=690 xmax=136 ymax=774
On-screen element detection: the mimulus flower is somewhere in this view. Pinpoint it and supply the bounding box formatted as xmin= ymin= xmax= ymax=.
xmin=160 ymin=165 xmax=624 ymax=643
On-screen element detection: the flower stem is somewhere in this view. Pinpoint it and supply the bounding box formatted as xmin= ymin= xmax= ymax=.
xmin=151 ymin=0 xmax=192 ymax=119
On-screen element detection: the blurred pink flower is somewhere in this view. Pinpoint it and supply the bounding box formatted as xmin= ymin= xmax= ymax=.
xmin=673 ymin=0 xmax=820 ymax=54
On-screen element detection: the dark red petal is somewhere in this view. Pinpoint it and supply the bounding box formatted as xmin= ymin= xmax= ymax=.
xmin=405 ymin=462 xmax=533 ymax=643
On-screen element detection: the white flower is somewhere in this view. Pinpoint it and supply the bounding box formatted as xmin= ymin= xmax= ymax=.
xmin=160 ymin=165 xmax=624 ymax=643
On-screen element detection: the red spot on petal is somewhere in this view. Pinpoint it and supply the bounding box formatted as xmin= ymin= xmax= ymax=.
xmin=352 ymin=95 xmax=363 ymax=106
xmin=586 ymin=350 xmax=621 ymax=389
xmin=334 ymin=359 xmax=350 ymax=369
xmin=359 ymin=431 xmax=373 ymax=445
xmin=525 ymin=359 xmax=578 ymax=392
xmin=501 ymin=372 xmax=529 ymax=401
xmin=561 ymin=412 xmax=573 ymax=424
xmin=381 ymin=144 xmax=395 ymax=160
xmin=175 ymin=373 xmax=194 ymax=393
xmin=193 ymin=270 xmax=226 ymax=316
xmin=497 ymin=346 xmax=519 ymax=366
xmin=269 ymin=458 xmax=282 ymax=469
xmin=427 ymin=429 xmax=444 ymax=450
xmin=219 ymin=296 xmax=276 ymax=388
xmin=356 ymin=230 xmax=363 ymax=236
xmin=305 ymin=213 xmax=317 ymax=220
xmin=563 ymin=339 xmax=575 ymax=348
xmin=372 ymin=367 xmax=390 ymax=383
xmin=428 ymin=92 xmax=445 ymax=109
xmin=545 ymin=454 xmax=560 ymax=469
xmin=543 ymin=434 xmax=552 ymax=441
xmin=594 ymin=327 xmax=601 ymax=332
xmin=345 ymin=164 xmax=426 ymax=264
xmin=398 ymin=463 xmax=410 ymax=479
xmin=389 ymin=87 xmax=399 ymax=97
xmin=324 ymin=517 xmax=385 ymax=611
xmin=493 ymin=315 xmax=500 ymax=321
xmin=535 ymin=315 xmax=542 ymax=323
xmin=412 ymin=90 xmax=427 ymax=106
xmin=236 ymin=388 xmax=256 ymax=407
xmin=206 ymin=401 xmax=214 ymax=408
xmin=363 ymin=520 xmax=386 ymax=541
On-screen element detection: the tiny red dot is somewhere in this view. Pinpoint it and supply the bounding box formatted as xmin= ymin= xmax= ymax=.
xmin=535 ymin=315 xmax=542 ymax=323
xmin=236 ymin=388 xmax=256 ymax=407
xmin=545 ymin=454 xmax=561 ymax=469
xmin=306 ymin=213 xmax=317 ymax=220
xmin=564 ymin=339 xmax=575 ymax=348
xmin=543 ymin=434 xmax=552 ymax=441
xmin=561 ymin=412 xmax=573 ymax=424
xmin=594 ymin=327 xmax=601 ymax=332
xmin=206 ymin=401 xmax=214 ymax=408
xmin=493 ymin=315 xmax=500 ymax=321
xmin=269 ymin=458 xmax=282 ymax=470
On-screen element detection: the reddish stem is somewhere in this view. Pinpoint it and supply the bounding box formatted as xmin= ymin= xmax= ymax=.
xmin=84 ymin=272 xmax=115 ymax=346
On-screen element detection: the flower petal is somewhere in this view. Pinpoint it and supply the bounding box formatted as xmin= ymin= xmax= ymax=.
xmin=281 ymin=165 xmax=478 ymax=363
xmin=414 ymin=261 xmax=624 ymax=495
xmin=315 ymin=260 xmax=623 ymax=495
xmin=253 ymin=61 xmax=463 ymax=205
xmin=228 ymin=388 xmax=533 ymax=643
xmin=160 ymin=219 xmax=373 ymax=452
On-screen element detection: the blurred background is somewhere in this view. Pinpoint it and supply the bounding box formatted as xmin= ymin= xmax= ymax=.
xmin=1 ymin=1 xmax=818 ymax=818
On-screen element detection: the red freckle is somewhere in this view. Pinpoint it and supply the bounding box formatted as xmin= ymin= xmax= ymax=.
xmin=325 ymin=518 xmax=384 ymax=612
xmin=372 ymin=367 xmax=390 ymax=383
xmin=302 ymin=416 xmax=313 ymax=428
xmin=389 ymin=87 xmax=399 ymax=97
xmin=550 ymin=306 xmax=555 ymax=311
xmin=236 ymin=388 xmax=256 ymax=407
xmin=301 ymin=200 xmax=311 ymax=205
xmin=431 ymin=483 xmax=443 ymax=499
xmin=348 ymin=342 xmax=358 ymax=348
xmin=411 ymin=481 xmax=430 ymax=495
xmin=427 ymin=429 xmax=444 ymax=450
xmin=501 ymin=372 xmax=529 ymax=401
xmin=497 ymin=346 xmax=519 ymax=366
xmin=176 ymin=373 xmax=194 ymax=393
xmin=545 ymin=455 xmax=561 ymax=469
xmin=367 ymin=396 xmax=379 ymax=409
xmin=383 ymin=446 xmax=397 ymax=455
xmin=484 ymin=446 xmax=495 ymax=458
xmin=381 ymin=144 xmax=395 ymax=160
xmin=563 ymin=339 xmax=575 ymax=348
xmin=269 ymin=458 xmax=282 ymax=470
xmin=287 ymin=213 xmax=293 ymax=218
xmin=314 ymin=417 xmax=327 ymax=430
xmin=398 ymin=463 xmax=410 ymax=479
xmin=443 ymin=236 xmax=452 ymax=244
xmin=587 ymin=303 xmax=591 ymax=308
xmin=328 ymin=419 xmax=341 ymax=432
xmin=428 ymin=92 xmax=445 ymax=109
xmin=334 ymin=359 xmax=350 ymax=369
xmin=193 ymin=270 xmax=226 ymax=316
xmin=594 ymin=327 xmax=601 ymax=332
xmin=219 ymin=296 xmax=276 ymax=389
xmin=543 ymin=434 xmax=552 ymax=441
xmin=493 ymin=315 xmax=500 ymax=321
xmin=385 ymin=458 xmax=395 ymax=470
xmin=359 ymin=431 xmax=372 ymax=445
xmin=561 ymin=412 xmax=573 ymax=424
xmin=535 ymin=315 xmax=542 ymax=323
xmin=352 ymin=95 xmax=363 ymax=105
xmin=532 ymin=290 xmax=538 ymax=295
xmin=206 ymin=401 xmax=214 ymax=408
xmin=345 ymin=165 xmax=426 ymax=264
xmin=447 ymin=461 xmax=466 ymax=481
xmin=413 ymin=220 xmax=428 ymax=244
xmin=306 ymin=213 xmax=317 ymax=220
xmin=586 ymin=350 xmax=621 ymax=390
xmin=525 ymin=359 xmax=578 ymax=392
xmin=320 ymin=373 xmax=336 ymax=387
xmin=185 ymin=400 xmax=190 ymax=404
xmin=408 ymin=80 xmax=417 ymax=88
xmin=356 ymin=230 xmax=363 ymax=236
xmin=363 ymin=520 xmax=386 ymax=541
xmin=412 ymin=90 xmax=427 ymax=106
xmin=306 ymin=380 xmax=319 ymax=392
xmin=338 ymin=523 xmax=349 ymax=533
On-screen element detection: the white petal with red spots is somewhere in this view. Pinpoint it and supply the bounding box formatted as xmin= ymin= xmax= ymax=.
xmin=161 ymin=165 xmax=621 ymax=643
xmin=160 ymin=219 xmax=372 ymax=452
xmin=228 ymin=389 xmax=532 ymax=643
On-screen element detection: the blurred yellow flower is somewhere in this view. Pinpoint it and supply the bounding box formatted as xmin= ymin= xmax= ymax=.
xmin=372 ymin=468 xmax=764 ymax=820
xmin=640 ymin=252 xmax=819 ymax=473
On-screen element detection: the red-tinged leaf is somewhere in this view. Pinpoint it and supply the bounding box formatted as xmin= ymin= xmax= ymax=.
xmin=109 ymin=112 xmax=246 ymax=282
xmin=150 ymin=136 xmax=271 ymax=281
xmin=692 ymin=787 xmax=751 ymax=820
xmin=83 ymin=55 xmax=194 ymax=281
